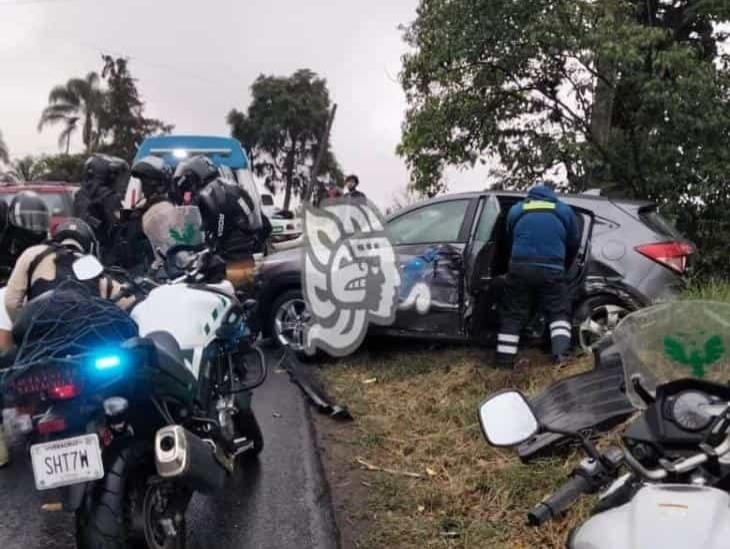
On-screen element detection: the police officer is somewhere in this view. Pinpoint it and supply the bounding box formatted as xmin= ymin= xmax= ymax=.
xmin=496 ymin=183 xmax=580 ymax=368
xmin=73 ymin=154 xmax=129 ymax=265
xmin=125 ymin=156 xmax=175 ymax=270
xmin=3 ymin=218 xmax=115 ymax=319
xmin=172 ymin=156 xmax=265 ymax=288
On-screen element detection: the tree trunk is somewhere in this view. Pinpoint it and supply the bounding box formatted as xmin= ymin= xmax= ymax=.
xmin=65 ymin=132 xmax=71 ymax=155
xmin=588 ymin=5 xmax=620 ymax=192
xmin=282 ymin=146 xmax=296 ymax=211
xmin=84 ymin=111 xmax=93 ymax=152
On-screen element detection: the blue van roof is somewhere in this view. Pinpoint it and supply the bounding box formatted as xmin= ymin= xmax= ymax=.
xmin=134 ymin=135 xmax=249 ymax=169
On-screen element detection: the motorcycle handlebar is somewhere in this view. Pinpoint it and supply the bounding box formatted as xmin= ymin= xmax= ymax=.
xmin=528 ymin=474 xmax=592 ymax=527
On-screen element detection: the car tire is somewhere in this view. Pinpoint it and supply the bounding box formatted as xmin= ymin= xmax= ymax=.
xmin=268 ymin=289 xmax=311 ymax=356
xmin=574 ymin=295 xmax=634 ymax=352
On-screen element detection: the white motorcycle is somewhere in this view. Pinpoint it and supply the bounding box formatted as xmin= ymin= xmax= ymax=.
xmin=478 ymin=300 xmax=730 ymax=548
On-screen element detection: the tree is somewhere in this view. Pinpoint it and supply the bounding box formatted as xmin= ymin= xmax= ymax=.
xmin=399 ymin=0 xmax=730 ymax=277
xmin=99 ymin=55 xmax=173 ymax=161
xmin=38 ymin=72 xmax=104 ymax=153
xmin=227 ymin=69 xmax=342 ymax=210
xmin=33 ymin=153 xmax=87 ymax=182
xmin=8 ymin=155 xmax=42 ymax=181
xmin=399 ymin=0 xmax=730 ymax=196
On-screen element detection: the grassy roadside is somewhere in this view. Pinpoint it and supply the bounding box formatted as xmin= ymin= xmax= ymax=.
xmin=318 ymin=286 xmax=730 ymax=548
xmin=319 ymin=342 xmax=595 ymax=549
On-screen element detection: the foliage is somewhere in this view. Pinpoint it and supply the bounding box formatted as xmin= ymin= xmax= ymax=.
xmin=8 ymin=155 xmax=43 ymax=181
xmin=37 ymin=57 xmax=172 ymax=161
xmin=37 ymin=72 xmax=104 ymax=153
xmin=0 ymin=128 xmax=8 ymax=164
xmin=98 ymin=56 xmax=173 ymax=161
xmin=399 ymin=0 xmax=730 ymax=277
xmin=33 ymin=153 xmax=87 ymax=182
xmin=227 ymin=69 xmax=342 ymax=211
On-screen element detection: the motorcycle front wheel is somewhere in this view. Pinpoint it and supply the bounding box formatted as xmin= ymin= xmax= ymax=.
xmin=75 ymin=439 xmax=188 ymax=549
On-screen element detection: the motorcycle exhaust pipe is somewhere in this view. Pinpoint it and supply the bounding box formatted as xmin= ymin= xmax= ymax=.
xmin=154 ymin=425 xmax=227 ymax=494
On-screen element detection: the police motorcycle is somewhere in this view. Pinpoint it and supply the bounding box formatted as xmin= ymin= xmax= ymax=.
xmin=478 ymin=301 xmax=730 ymax=548
xmin=1 ymin=205 xmax=267 ymax=549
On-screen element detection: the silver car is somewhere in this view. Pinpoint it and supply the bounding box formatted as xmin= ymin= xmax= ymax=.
xmin=256 ymin=190 xmax=694 ymax=353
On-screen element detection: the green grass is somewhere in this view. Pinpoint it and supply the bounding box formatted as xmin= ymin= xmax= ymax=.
xmin=685 ymin=281 xmax=730 ymax=302
xmin=320 ymin=285 xmax=730 ymax=548
xmin=321 ymin=342 xmax=595 ymax=549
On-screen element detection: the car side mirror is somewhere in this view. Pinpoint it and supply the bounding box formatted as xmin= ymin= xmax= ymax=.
xmin=72 ymin=255 xmax=104 ymax=281
xmin=478 ymin=390 xmax=539 ymax=447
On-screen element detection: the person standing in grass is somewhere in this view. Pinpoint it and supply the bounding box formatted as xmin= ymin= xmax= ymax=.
xmin=496 ymin=183 xmax=580 ymax=369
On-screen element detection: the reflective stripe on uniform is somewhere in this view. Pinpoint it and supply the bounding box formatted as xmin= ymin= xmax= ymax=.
xmin=522 ymin=200 xmax=557 ymax=211
xmin=497 ymin=344 xmax=518 ymax=355
xmin=550 ymin=320 xmax=572 ymax=340
xmin=497 ymin=333 xmax=519 ymax=344
xmin=550 ymin=320 xmax=571 ymax=330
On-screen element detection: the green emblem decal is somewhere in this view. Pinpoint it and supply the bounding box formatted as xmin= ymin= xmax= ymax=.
xmin=664 ymin=335 xmax=725 ymax=378
xmin=169 ymin=223 xmax=199 ymax=245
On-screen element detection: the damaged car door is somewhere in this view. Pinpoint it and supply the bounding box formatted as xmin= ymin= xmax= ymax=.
xmin=383 ymin=197 xmax=478 ymax=338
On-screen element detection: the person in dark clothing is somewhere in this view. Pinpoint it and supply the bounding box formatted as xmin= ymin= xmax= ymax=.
xmin=173 ymin=156 xmax=266 ymax=255
xmin=344 ymin=174 xmax=365 ymax=200
xmin=496 ymin=183 xmax=580 ymax=368
xmin=172 ymin=155 xmax=271 ymax=290
xmin=0 ymin=192 xmax=51 ymax=282
xmin=73 ymin=154 xmax=129 ymax=265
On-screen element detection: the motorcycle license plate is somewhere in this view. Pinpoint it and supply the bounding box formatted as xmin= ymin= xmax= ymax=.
xmin=30 ymin=434 xmax=104 ymax=490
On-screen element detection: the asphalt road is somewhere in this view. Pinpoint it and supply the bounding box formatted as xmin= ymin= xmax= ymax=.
xmin=0 ymin=353 xmax=340 ymax=549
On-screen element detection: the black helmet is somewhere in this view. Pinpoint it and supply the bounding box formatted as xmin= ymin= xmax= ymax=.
xmin=84 ymin=154 xmax=129 ymax=188
xmin=131 ymin=156 xmax=173 ymax=201
xmin=172 ymin=155 xmax=219 ymax=202
xmin=51 ymin=217 xmax=99 ymax=256
xmin=8 ymin=191 xmax=50 ymax=236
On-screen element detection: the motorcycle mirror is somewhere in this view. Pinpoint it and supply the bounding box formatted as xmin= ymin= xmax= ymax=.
xmin=72 ymin=255 xmax=104 ymax=281
xmin=478 ymin=390 xmax=539 ymax=447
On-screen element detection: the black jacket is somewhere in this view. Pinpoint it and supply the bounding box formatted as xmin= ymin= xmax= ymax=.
xmin=197 ymin=179 xmax=258 ymax=260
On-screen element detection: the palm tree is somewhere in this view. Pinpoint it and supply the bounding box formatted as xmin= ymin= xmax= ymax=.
xmin=0 ymin=128 xmax=8 ymax=164
xmin=38 ymin=72 xmax=105 ymax=153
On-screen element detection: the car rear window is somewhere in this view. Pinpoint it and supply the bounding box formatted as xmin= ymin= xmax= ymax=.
xmin=639 ymin=208 xmax=681 ymax=239
xmin=0 ymin=191 xmax=71 ymax=216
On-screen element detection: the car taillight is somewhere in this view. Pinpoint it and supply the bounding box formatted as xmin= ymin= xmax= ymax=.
xmin=636 ymin=241 xmax=694 ymax=274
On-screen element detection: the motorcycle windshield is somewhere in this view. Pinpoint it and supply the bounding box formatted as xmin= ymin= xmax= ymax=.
xmin=613 ymin=301 xmax=730 ymax=409
xmin=144 ymin=204 xmax=205 ymax=256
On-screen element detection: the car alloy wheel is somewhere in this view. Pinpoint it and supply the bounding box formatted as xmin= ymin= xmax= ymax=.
xmin=578 ymin=303 xmax=630 ymax=351
xmin=273 ymin=296 xmax=310 ymax=352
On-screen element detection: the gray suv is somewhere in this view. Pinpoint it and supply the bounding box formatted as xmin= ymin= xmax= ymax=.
xmin=256 ymin=191 xmax=694 ymax=353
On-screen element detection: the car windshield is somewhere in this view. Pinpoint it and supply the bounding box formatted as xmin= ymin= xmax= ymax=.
xmin=143 ymin=204 xmax=204 ymax=256
xmin=613 ymin=301 xmax=730 ymax=409
xmin=0 ymin=191 xmax=70 ymax=216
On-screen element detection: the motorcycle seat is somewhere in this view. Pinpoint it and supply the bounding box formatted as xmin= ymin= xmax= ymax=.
xmin=146 ymin=331 xmax=189 ymax=374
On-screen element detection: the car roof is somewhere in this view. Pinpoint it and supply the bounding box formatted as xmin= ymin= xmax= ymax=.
xmin=0 ymin=183 xmax=78 ymax=193
xmin=386 ymin=189 xmax=654 ymax=220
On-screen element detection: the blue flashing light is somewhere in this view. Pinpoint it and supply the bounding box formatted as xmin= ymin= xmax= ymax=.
xmin=95 ymin=355 xmax=122 ymax=370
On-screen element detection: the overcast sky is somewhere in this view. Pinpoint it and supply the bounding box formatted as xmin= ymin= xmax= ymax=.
xmin=0 ymin=0 xmax=487 ymax=208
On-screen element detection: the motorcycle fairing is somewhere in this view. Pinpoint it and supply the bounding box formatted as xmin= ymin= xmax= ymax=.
xmin=571 ymin=485 xmax=730 ymax=549
xmin=518 ymin=364 xmax=636 ymax=462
